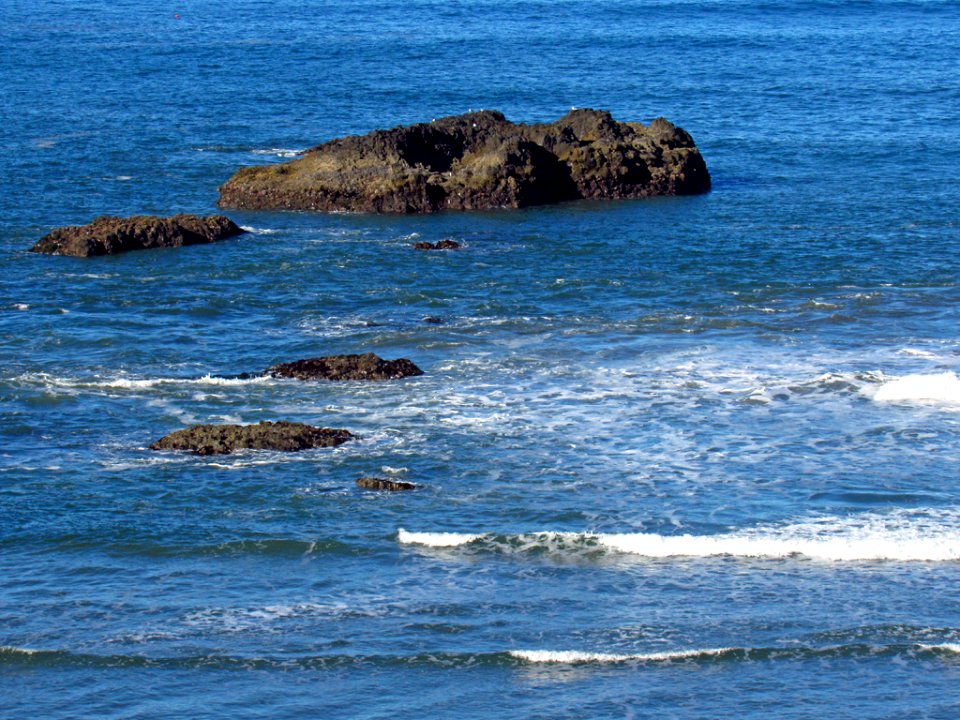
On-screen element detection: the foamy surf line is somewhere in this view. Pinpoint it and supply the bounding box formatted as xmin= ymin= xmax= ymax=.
xmin=510 ymin=648 xmax=736 ymax=664
xmin=19 ymin=373 xmax=273 ymax=390
xmin=510 ymin=643 xmax=960 ymax=665
xmin=398 ymin=510 xmax=960 ymax=562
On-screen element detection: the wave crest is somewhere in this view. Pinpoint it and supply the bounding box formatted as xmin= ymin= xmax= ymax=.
xmin=398 ymin=508 xmax=960 ymax=562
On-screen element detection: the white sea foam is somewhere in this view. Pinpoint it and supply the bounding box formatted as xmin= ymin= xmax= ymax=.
xmin=12 ymin=303 xmax=29 ymax=311
xmin=250 ymin=148 xmax=302 ymax=158
xmin=897 ymin=347 xmax=941 ymax=359
xmin=918 ymin=643 xmax=960 ymax=654
xmin=873 ymin=372 xmax=960 ymax=405
xmin=397 ymin=529 xmax=483 ymax=547
xmin=397 ymin=508 xmax=960 ymax=562
xmin=510 ymin=648 xmax=733 ymax=664
xmin=239 ymin=226 xmax=279 ymax=235
xmin=21 ymin=372 xmax=272 ymax=392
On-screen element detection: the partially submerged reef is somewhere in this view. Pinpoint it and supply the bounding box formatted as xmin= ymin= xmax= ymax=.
xmin=356 ymin=477 xmax=418 ymax=491
xmin=218 ymin=108 xmax=710 ymax=213
xmin=267 ymin=353 xmax=424 ymax=381
xmin=149 ymin=421 xmax=354 ymax=456
xmin=31 ymin=214 xmax=244 ymax=257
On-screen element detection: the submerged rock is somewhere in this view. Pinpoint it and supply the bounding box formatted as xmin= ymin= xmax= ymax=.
xmin=149 ymin=420 xmax=354 ymax=455
xmin=218 ymin=109 xmax=710 ymax=214
xmin=413 ymin=239 xmax=460 ymax=250
xmin=31 ymin=214 xmax=245 ymax=257
xmin=267 ymin=353 xmax=423 ymax=381
xmin=356 ymin=476 xmax=417 ymax=491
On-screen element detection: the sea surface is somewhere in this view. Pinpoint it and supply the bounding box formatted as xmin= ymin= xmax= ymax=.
xmin=2 ymin=1 xmax=960 ymax=717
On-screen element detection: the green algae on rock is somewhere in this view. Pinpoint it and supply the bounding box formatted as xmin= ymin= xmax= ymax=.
xmin=31 ymin=214 xmax=245 ymax=257
xmin=217 ymin=109 xmax=710 ymax=214
xmin=149 ymin=421 xmax=354 ymax=455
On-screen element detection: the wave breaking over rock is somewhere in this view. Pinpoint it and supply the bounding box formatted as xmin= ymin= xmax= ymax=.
xmin=218 ymin=109 xmax=710 ymax=213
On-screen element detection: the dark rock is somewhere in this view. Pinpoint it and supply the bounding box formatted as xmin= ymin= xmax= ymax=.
xmin=267 ymin=352 xmax=423 ymax=381
xmin=31 ymin=214 xmax=245 ymax=257
xmin=422 ymin=316 xmax=444 ymax=324
xmin=413 ymin=239 xmax=460 ymax=250
xmin=149 ymin=420 xmax=354 ymax=455
xmin=218 ymin=109 xmax=710 ymax=214
xmin=356 ymin=476 xmax=417 ymax=491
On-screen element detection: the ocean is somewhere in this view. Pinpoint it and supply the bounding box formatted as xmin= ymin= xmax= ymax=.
xmin=2 ymin=0 xmax=960 ymax=717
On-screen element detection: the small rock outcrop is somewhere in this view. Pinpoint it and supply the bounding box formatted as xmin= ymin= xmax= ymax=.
xmin=413 ymin=240 xmax=460 ymax=250
xmin=31 ymin=214 xmax=245 ymax=257
xmin=149 ymin=420 xmax=354 ymax=455
xmin=356 ymin=477 xmax=417 ymax=491
xmin=218 ymin=109 xmax=710 ymax=214
xmin=267 ymin=353 xmax=423 ymax=381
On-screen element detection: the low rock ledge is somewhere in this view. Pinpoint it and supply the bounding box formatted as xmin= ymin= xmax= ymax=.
xmin=267 ymin=353 xmax=423 ymax=381
xmin=149 ymin=421 xmax=354 ymax=455
xmin=31 ymin=214 xmax=245 ymax=257
xmin=356 ymin=477 xmax=417 ymax=491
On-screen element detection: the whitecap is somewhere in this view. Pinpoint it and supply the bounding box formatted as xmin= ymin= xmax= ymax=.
xmin=21 ymin=373 xmax=272 ymax=392
xmin=397 ymin=529 xmax=483 ymax=547
xmin=250 ymin=148 xmax=302 ymax=158
xmin=918 ymin=643 xmax=960 ymax=654
xmin=872 ymin=372 xmax=960 ymax=405
xmin=510 ymin=647 xmax=734 ymax=664
xmin=398 ymin=508 xmax=960 ymax=562
xmin=239 ymin=226 xmax=279 ymax=235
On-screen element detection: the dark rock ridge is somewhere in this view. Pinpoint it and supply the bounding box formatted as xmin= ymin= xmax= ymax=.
xmin=217 ymin=109 xmax=710 ymax=213
xmin=414 ymin=240 xmax=460 ymax=250
xmin=356 ymin=477 xmax=417 ymax=491
xmin=149 ymin=421 xmax=354 ymax=455
xmin=31 ymin=214 xmax=245 ymax=257
xmin=267 ymin=353 xmax=423 ymax=381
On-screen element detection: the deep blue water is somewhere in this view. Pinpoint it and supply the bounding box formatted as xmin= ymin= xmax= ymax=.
xmin=3 ymin=1 xmax=960 ymax=717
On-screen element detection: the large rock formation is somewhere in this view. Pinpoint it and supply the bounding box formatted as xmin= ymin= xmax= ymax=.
xmin=267 ymin=353 xmax=423 ymax=381
xmin=31 ymin=214 xmax=245 ymax=257
xmin=149 ymin=420 xmax=354 ymax=455
xmin=218 ymin=109 xmax=710 ymax=213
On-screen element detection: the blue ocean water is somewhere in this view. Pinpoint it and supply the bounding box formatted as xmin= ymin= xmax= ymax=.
xmin=3 ymin=0 xmax=960 ymax=716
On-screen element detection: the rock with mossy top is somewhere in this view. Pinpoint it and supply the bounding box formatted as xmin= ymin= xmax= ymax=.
xmin=267 ymin=353 xmax=423 ymax=381
xmin=31 ymin=214 xmax=245 ymax=257
xmin=149 ymin=421 xmax=354 ymax=455
xmin=217 ymin=108 xmax=710 ymax=214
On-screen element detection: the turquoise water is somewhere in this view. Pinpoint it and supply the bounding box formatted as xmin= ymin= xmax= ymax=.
xmin=3 ymin=1 xmax=960 ymax=717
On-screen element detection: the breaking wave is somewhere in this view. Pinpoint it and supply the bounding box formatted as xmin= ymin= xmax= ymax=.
xmin=12 ymin=372 xmax=272 ymax=393
xmin=3 ymin=642 xmax=959 ymax=670
xmin=398 ymin=507 xmax=960 ymax=562
xmin=872 ymin=372 xmax=960 ymax=405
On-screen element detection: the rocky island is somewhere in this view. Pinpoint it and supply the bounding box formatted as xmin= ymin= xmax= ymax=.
xmin=218 ymin=108 xmax=710 ymax=213
xmin=31 ymin=214 xmax=245 ymax=257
